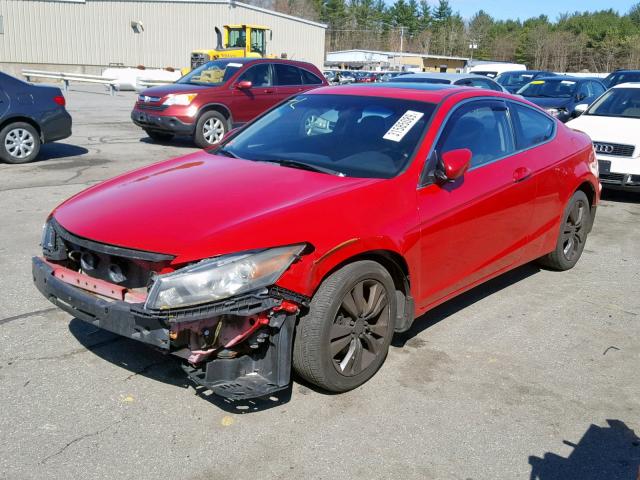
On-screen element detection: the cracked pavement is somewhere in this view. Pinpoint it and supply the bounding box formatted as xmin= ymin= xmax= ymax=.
xmin=0 ymin=85 xmax=639 ymax=480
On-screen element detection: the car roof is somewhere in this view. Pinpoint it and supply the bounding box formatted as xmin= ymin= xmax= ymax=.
xmin=303 ymin=83 xmax=505 ymax=104
xmin=535 ymin=76 xmax=602 ymax=83
xmin=396 ymin=72 xmax=498 ymax=82
xmin=612 ymin=82 xmax=640 ymax=89
xmin=233 ymin=57 xmax=318 ymax=69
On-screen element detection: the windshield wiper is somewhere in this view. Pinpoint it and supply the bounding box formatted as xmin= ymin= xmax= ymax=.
xmin=262 ymin=159 xmax=345 ymax=177
xmin=216 ymin=148 xmax=238 ymax=158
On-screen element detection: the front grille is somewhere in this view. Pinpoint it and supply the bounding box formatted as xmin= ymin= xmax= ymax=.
xmin=593 ymin=142 xmax=635 ymax=157
xmin=135 ymin=102 xmax=168 ymax=111
xmin=599 ymin=172 xmax=625 ymax=183
xmin=48 ymin=218 xmax=173 ymax=289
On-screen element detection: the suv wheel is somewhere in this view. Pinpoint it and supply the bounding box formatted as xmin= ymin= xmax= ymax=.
xmin=293 ymin=260 xmax=396 ymax=393
xmin=0 ymin=122 xmax=41 ymax=164
xmin=194 ymin=111 xmax=227 ymax=148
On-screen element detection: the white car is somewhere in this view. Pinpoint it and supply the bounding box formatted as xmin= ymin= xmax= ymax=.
xmin=567 ymin=83 xmax=640 ymax=192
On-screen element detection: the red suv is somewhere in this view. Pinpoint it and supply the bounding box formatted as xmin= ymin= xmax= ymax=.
xmin=36 ymin=85 xmax=599 ymax=401
xmin=132 ymin=58 xmax=327 ymax=147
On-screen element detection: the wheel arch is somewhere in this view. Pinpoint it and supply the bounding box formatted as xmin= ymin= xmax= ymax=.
xmin=575 ymin=179 xmax=598 ymax=232
xmin=197 ymin=103 xmax=233 ymax=129
xmin=313 ymin=248 xmax=415 ymax=333
xmin=0 ymin=116 xmax=42 ymax=140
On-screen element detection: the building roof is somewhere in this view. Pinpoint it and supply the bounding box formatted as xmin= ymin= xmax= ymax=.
xmin=327 ymin=49 xmax=469 ymax=62
xmin=55 ymin=0 xmax=327 ymax=29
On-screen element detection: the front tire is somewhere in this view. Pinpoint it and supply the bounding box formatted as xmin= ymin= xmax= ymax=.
xmin=194 ymin=111 xmax=227 ymax=148
xmin=538 ymin=190 xmax=591 ymax=271
xmin=293 ymin=260 xmax=396 ymax=393
xmin=0 ymin=122 xmax=41 ymax=164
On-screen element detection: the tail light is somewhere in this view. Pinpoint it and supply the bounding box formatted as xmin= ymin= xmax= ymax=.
xmin=53 ymin=95 xmax=66 ymax=107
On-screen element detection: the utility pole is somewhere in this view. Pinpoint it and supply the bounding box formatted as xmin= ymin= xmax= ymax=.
xmin=399 ymin=26 xmax=405 ymax=53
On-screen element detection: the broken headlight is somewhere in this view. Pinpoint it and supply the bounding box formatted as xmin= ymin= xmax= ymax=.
xmin=145 ymin=244 xmax=305 ymax=310
xmin=41 ymin=218 xmax=66 ymax=261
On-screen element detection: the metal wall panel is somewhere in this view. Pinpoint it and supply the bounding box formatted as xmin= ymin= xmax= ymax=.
xmin=0 ymin=0 xmax=326 ymax=69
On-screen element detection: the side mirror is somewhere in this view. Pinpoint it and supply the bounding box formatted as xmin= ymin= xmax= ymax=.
xmin=439 ymin=148 xmax=472 ymax=182
xmin=236 ymin=80 xmax=252 ymax=90
xmin=574 ymin=104 xmax=588 ymax=116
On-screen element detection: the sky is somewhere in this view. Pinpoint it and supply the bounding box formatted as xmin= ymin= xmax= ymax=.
xmin=390 ymin=0 xmax=637 ymax=21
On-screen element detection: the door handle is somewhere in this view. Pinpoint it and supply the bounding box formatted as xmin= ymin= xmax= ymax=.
xmin=513 ymin=167 xmax=532 ymax=183
xmin=264 ymin=89 xmax=274 ymax=94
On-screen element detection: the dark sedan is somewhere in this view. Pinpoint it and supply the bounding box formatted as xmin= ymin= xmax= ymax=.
xmin=517 ymin=76 xmax=606 ymax=123
xmin=496 ymin=70 xmax=556 ymax=93
xmin=0 ymin=72 xmax=72 ymax=163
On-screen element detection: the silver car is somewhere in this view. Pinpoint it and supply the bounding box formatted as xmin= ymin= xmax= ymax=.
xmin=387 ymin=73 xmax=508 ymax=93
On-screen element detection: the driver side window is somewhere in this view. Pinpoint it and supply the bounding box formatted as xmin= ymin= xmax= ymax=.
xmin=238 ymin=64 xmax=272 ymax=87
xmin=437 ymin=101 xmax=515 ymax=169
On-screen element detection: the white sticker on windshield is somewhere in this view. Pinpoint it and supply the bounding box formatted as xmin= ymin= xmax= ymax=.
xmin=228 ymin=63 xmax=243 ymax=68
xmin=561 ymin=80 xmax=576 ymax=85
xmin=383 ymin=110 xmax=424 ymax=142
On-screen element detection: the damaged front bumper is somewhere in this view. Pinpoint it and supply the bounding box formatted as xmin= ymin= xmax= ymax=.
xmin=32 ymin=256 xmax=304 ymax=400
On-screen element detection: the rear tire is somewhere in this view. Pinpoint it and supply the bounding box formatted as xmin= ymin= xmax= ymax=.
xmin=0 ymin=122 xmax=41 ymax=164
xmin=293 ymin=260 xmax=396 ymax=393
xmin=194 ymin=111 xmax=227 ymax=148
xmin=537 ymin=190 xmax=591 ymax=271
xmin=144 ymin=130 xmax=174 ymax=142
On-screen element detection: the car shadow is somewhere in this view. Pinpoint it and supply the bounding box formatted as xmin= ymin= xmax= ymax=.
xmin=392 ymin=262 xmax=541 ymax=348
xmin=529 ymin=419 xmax=640 ymax=479
xmin=68 ymin=318 xmax=291 ymax=413
xmin=601 ymin=189 xmax=640 ymax=204
xmin=139 ymin=136 xmax=199 ymax=149
xmin=32 ymin=143 xmax=89 ymax=162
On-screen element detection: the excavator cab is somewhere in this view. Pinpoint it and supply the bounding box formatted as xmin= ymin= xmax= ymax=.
xmin=190 ymin=25 xmax=272 ymax=70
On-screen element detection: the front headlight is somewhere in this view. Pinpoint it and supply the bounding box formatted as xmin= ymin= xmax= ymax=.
xmin=145 ymin=244 xmax=305 ymax=310
xmin=162 ymin=93 xmax=198 ymax=106
xmin=41 ymin=220 xmax=56 ymax=252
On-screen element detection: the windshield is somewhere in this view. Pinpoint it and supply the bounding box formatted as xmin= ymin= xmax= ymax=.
xmin=214 ymin=94 xmax=436 ymax=179
xmin=605 ymin=72 xmax=640 ymax=88
xmin=497 ymin=72 xmax=536 ymax=87
xmin=178 ymin=60 xmax=243 ymax=86
xmin=471 ymin=71 xmax=498 ymax=78
xmin=586 ymin=88 xmax=640 ymax=119
xmin=518 ymin=79 xmax=576 ymax=98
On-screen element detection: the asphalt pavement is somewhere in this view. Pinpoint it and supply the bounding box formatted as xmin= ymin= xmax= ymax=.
xmin=0 ymin=85 xmax=638 ymax=480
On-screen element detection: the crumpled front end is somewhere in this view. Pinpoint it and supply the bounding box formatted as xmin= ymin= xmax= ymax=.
xmin=32 ymin=218 xmax=307 ymax=400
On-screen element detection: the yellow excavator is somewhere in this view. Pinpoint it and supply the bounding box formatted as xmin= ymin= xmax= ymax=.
xmin=189 ymin=25 xmax=273 ymax=71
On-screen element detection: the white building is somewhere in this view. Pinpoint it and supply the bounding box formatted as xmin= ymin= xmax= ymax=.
xmin=325 ymin=49 xmax=469 ymax=73
xmin=0 ymin=0 xmax=326 ymax=76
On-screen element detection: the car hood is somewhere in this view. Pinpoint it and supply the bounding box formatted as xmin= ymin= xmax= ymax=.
xmin=52 ymin=151 xmax=376 ymax=262
xmin=566 ymin=115 xmax=640 ymax=154
xmin=523 ymin=97 xmax=572 ymax=109
xmin=140 ymin=83 xmax=219 ymax=98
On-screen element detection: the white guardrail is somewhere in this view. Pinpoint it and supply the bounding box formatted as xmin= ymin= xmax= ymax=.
xmin=22 ymin=69 xmax=119 ymax=95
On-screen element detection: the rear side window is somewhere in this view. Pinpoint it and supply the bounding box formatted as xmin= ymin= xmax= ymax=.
xmin=510 ymin=103 xmax=555 ymax=149
xmin=301 ymin=69 xmax=323 ymax=85
xmin=438 ymin=100 xmax=515 ymax=168
xmin=275 ymin=64 xmax=303 ymax=86
xmin=590 ymin=81 xmax=605 ymax=97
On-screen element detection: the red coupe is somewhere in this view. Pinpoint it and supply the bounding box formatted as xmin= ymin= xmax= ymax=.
xmin=34 ymin=84 xmax=600 ymax=400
